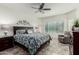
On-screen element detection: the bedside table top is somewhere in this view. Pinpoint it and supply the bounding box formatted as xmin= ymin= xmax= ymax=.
xmin=0 ymin=35 xmax=13 ymax=38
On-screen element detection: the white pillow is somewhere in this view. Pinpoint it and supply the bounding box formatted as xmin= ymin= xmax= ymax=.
xmin=16 ymin=30 xmax=26 ymax=34
xmin=27 ymin=30 xmax=33 ymax=33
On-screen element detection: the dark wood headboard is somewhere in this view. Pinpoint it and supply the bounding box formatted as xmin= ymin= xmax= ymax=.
xmin=13 ymin=26 xmax=33 ymax=35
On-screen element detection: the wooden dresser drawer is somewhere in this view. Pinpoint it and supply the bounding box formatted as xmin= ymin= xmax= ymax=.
xmin=0 ymin=36 xmax=14 ymax=51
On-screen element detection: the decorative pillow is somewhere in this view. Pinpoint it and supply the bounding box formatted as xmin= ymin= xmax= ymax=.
xmin=16 ymin=29 xmax=26 ymax=34
xmin=27 ymin=29 xmax=33 ymax=34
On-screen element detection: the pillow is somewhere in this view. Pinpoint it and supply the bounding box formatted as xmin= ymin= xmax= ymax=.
xmin=27 ymin=29 xmax=33 ymax=34
xmin=16 ymin=29 xmax=26 ymax=34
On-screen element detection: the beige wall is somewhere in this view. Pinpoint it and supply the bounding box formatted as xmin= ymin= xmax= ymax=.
xmin=39 ymin=10 xmax=76 ymax=33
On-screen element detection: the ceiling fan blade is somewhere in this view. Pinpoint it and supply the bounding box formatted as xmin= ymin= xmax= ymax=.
xmin=39 ymin=3 xmax=45 ymax=9
xmin=42 ymin=8 xmax=51 ymax=10
xmin=32 ymin=7 xmax=38 ymax=9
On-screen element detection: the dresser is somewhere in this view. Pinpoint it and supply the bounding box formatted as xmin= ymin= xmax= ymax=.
xmin=0 ymin=36 xmax=14 ymax=51
xmin=73 ymin=31 xmax=79 ymax=55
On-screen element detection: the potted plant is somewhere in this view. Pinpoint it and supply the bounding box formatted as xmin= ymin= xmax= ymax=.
xmin=73 ymin=20 xmax=79 ymax=31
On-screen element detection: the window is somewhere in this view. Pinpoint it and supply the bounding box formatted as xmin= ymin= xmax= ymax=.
xmin=45 ymin=20 xmax=64 ymax=33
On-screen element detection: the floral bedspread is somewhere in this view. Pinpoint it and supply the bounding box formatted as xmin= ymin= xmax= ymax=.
xmin=14 ymin=33 xmax=51 ymax=55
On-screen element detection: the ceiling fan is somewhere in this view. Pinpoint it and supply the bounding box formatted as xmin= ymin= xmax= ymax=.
xmin=32 ymin=3 xmax=51 ymax=13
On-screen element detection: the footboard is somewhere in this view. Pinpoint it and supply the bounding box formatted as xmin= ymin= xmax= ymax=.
xmin=14 ymin=38 xmax=51 ymax=55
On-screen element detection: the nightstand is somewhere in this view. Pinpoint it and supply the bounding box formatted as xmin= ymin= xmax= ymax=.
xmin=0 ymin=36 xmax=14 ymax=51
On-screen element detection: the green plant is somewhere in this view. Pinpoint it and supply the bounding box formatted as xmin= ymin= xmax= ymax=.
xmin=74 ymin=20 xmax=79 ymax=27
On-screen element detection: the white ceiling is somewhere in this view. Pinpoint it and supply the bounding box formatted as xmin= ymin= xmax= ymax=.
xmin=0 ymin=3 xmax=79 ymax=18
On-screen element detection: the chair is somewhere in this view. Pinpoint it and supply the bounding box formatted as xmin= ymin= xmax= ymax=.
xmin=58 ymin=31 xmax=73 ymax=45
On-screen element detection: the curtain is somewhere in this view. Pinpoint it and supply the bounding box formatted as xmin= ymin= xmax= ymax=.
xmin=45 ymin=20 xmax=64 ymax=33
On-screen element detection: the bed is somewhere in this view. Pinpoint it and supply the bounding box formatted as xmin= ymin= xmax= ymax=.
xmin=13 ymin=26 xmax=51 ymax=55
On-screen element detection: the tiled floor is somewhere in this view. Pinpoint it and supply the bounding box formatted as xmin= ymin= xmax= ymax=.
xmin=0 ymin=34 xmax=70 ymax=55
